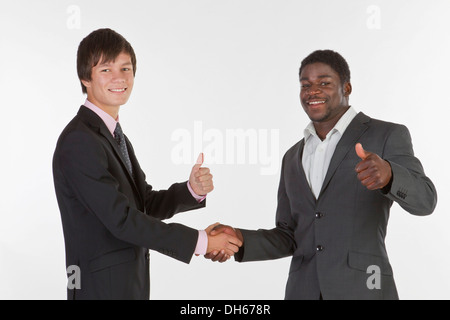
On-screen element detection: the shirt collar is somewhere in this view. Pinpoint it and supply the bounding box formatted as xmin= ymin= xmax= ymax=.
xmin=84 ymin=99 xmax=119 ymax=137
xmin=304 ymin=106 xmax=358 ymax=140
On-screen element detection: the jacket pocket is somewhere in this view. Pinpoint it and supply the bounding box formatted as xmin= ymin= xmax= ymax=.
xmin=347 ymin=251 xmax=393 ymax=276
xmin=89 ymin=247 xmax=136 ymax=273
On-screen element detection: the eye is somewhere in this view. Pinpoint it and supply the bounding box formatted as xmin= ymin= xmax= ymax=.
xmin=101 ymin=69 xmax=110 ymax=73
xmin=320 ymin=82 xmax=330 ymax=86
xmin=301 ymin=83 xmax=310 ymax=89
xmin=122 ymin=68 xmax=131 ymax=72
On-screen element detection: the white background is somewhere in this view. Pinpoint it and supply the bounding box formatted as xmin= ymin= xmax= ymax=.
xmin=1 ymin=0 xmax=449 ymax=300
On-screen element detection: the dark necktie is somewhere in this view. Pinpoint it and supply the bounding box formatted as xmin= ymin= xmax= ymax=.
xmin=114 ymin=122 xmax=133 ymax=175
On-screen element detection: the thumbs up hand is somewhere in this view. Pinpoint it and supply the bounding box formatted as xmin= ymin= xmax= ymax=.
xmin=189 ymin=153 xmax=214 ymax=196
xmin=355 ymin=143 xmax=392 ymax=190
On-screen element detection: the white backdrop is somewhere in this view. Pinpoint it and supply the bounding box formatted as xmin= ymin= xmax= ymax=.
xmin=1 ymin=0 xmax=449 ymax=300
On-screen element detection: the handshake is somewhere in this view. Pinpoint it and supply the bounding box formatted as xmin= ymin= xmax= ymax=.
xmin=204 ymin=223 xmax=243 ymax=263
xmin=189 ymin=153 xmax=243 ymax=263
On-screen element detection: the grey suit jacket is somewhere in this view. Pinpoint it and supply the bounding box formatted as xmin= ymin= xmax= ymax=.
xmin=235 ymin=112 xmax=437 ymax=300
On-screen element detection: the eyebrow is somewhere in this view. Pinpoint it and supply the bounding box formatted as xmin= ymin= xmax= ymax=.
xmin=98 ymin=61 xmax=133 ymax=67
xmin=300 ymin=75 xmax=333 ymax=81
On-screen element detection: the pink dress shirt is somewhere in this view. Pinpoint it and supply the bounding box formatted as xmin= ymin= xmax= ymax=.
xmin=84 ymin=99 xmax=208 ymax=255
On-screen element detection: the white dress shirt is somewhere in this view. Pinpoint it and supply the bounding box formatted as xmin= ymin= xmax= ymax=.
xmin=302 ymin=107 xmax=358 ymax=199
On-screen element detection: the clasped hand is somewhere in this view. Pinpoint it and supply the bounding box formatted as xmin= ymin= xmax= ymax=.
xmin=201 ymin=223 xmax=242 ymax=261
xmin=204 ymin=224 xmax=243 ymax=262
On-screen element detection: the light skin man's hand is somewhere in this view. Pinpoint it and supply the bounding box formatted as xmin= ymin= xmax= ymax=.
xmin=205 ymin=224 xmax=244 ymax=263
xmin=355 ymin=143 xmax=393 ymax=190
xmin=189 ymin=153 xmax=214 ymax=196
xmin=204 ymin=223 xmax=243 ymax=258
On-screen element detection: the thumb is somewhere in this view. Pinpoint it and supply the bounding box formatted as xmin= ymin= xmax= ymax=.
xmin=206 ymin=222 xmax=220 ymax=234
xmin=355 ymin=143 xmax=368 ymax=160
xmin=192 ymin=153 xmax=204 ymax=171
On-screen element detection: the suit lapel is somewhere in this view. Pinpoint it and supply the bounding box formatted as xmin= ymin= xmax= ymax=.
xmin=77 ymin=106 xmax=144 ymax=205
xmin=318 ymin=112 xmax=370 ymax=198
xmin=295 ymin=139 xmax=317 ymax=203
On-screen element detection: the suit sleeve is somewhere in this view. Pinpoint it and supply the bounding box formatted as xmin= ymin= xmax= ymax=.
xmin=144 ymin=182 xmax=205 ymax=220
xmin=382 ymin=124 xmax=437 ymax=216
xmin=124 ymin=135 xmax=205 ymax=220
xmin=235 ymin=154 xmax=297 ymax=262
xmin=57 ymin=131 xmax=199 ymax=263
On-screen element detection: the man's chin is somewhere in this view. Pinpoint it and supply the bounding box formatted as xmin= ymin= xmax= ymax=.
xmin=112 ymin=96 xmax=131 ymax=106
xmin=306 ymin=111 xmax=329 ymax=123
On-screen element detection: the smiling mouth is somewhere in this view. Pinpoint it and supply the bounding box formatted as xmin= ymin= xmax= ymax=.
xmin=109 ymin=88 xmax=127 ymax=93
xmin=307 ymin=100 xmax=326 ymax=106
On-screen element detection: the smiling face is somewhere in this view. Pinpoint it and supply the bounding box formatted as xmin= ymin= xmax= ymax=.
xmin=81 ymin=52 xmax=134 ymax=118
xmin=300 ymin=62 xmax=351 ymax=126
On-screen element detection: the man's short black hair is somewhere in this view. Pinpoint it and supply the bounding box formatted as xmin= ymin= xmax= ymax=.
xmin=299 ymin=50 xmax=351 ymax=85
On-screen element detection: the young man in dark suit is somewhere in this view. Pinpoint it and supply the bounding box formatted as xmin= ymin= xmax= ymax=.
xmin=207 ymin=50 xmax=437 ymax=300
xmin=53 ymin=28 xmax=242 ymax=300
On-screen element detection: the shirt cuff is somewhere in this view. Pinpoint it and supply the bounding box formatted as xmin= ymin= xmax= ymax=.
xmin=187 ymin=181 xmax=207 ymax=203
xmin=194 ymin=230 xmax=208 ymax=256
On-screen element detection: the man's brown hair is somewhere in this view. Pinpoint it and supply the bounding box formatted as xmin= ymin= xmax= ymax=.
xmin=77 ymin=28 xmax=137 ymax=94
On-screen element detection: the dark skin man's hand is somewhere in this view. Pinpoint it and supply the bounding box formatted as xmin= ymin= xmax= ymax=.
xmin=355 ymin=143 xmax=393 ymax=190
xmin=204 ymin=224 xmax=243 ymax=263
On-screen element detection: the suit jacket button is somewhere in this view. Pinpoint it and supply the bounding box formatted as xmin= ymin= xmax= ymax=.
xmin=315 ymin=212 xmax=323 ymax=219
xmin=316 ymin=245 xmax=324 ymax=252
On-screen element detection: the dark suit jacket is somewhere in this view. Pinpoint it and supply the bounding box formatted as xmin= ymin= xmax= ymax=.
xmin=235 ymin=112 xmax=437 ymax=300
xmin=53 ymin=106 xmax=205 ymax=300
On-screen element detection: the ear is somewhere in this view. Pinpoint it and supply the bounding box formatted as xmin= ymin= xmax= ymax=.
xmin=344 ymin=82 xmax=352 ymax=97
xmin=81 ymin=79 xmax=91 ymax=89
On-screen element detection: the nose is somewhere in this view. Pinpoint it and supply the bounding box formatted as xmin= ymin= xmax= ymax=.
xmin=111 ymin=70 xmax=126 ymax=83
xmin=306 ymin=84 xmax=322 ymax=96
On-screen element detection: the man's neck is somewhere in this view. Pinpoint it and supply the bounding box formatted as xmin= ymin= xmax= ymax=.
xmin=87 ymin=97 xmax=120 ymax=120
xmin=313 ymin=106 xmax=350 ymax=140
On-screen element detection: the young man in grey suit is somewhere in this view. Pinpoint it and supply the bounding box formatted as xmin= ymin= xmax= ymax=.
xmin=53 ymin=28 xmax=242 ymax=300
xmin=208 ymin=50 xmax=437 ymax=300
